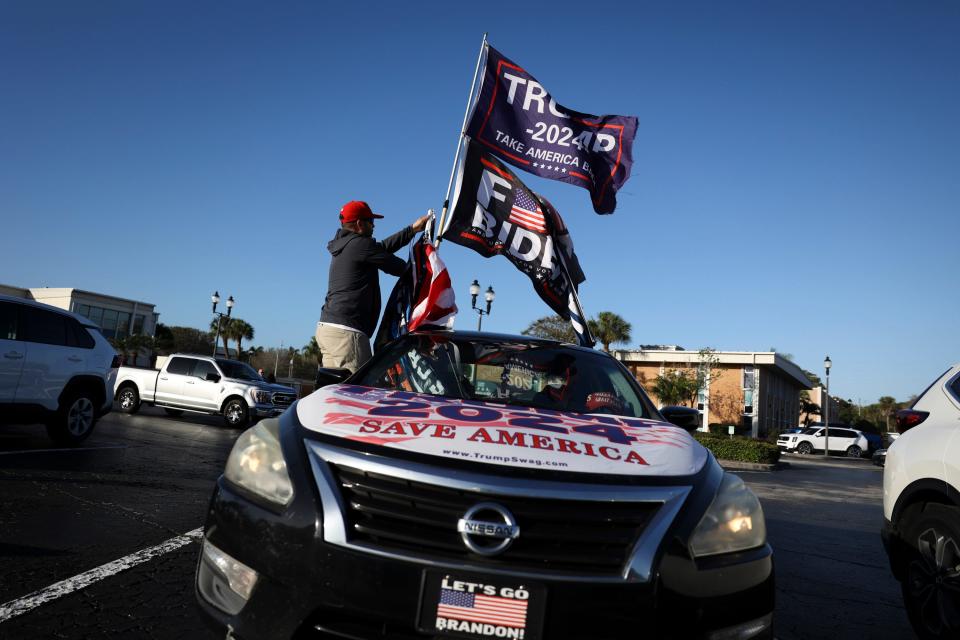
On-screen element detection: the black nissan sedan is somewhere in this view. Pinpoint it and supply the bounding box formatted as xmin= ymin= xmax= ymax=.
xmin=195 ymin=331 xmax=774 ymax=639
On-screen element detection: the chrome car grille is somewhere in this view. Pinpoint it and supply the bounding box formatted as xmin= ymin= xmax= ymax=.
xmin=272 ymin=392 xmax=296 ymax=407
xmin=307 ymin=442 xmax=692 ymax=582
xmin=328 ymin=462 xmax=661 ymax=576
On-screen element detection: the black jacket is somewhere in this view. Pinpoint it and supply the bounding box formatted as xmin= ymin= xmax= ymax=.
xmin=319 ymin=225 xmax=416 ymax=337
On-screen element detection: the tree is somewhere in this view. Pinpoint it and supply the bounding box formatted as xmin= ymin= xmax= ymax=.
xmin=521 ymin=315 xmax=576 ymax=343
xmin=587 ymin=311 xmax=631 ymax=353
xmin=152 ymin=323 xmax=175 ymax=355
xmin=799 ymin=390 xmax=821 ymax=426
xmin=168 ymin=325 xmax=213 ymax=355
xmin=209 ymin=317 xmax=232 ymax=358
xmin=877 ymin=395 xmax=899 ymax=432
xmin=303 ymin=337 xmax=323 ymax=365
xmin=803 ymin=369 xmax=822 ymax=388
xmin=651 ymin=370 xmax=700 ymax=407
xmin=227 ymin=319 xmax=255 ymax=360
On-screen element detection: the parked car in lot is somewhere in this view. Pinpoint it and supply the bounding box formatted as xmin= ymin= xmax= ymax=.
xmin=114 ymin=354 xmax=295 ymax=427
xmin=196 ymin=331 xmax=774 ymax=640
xmin=882 ymin=363 xmax=960 ymax=639
xmin=872 ymin=448 xmax=887 ymax=467
xmin=0 ymin=294 xmax=119 ymax=444
xmin=777 ymin=425 xmax=871 ymax=457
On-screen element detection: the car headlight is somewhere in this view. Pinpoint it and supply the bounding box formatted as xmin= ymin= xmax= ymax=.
xmin=690 ymin=473 xmax=766 ymax=557
xmin=249 ymin=388 xmax=271 ymax=404
xmin=224 ymin=419 xmax=293 ymax=507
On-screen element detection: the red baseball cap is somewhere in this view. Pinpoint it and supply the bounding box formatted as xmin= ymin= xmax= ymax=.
xmin=339 ymin=200 xmax=384 ymax=223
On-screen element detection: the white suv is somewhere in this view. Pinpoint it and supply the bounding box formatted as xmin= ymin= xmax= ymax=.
xmin=0 ymin=294 xmax=119 ymax=444
xmin=882 ymin=363 xmax=960 ymax=639
xmin=777 ymin=425 xmax=871 ymax=457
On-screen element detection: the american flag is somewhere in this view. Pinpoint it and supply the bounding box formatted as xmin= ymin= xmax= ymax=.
xmin=436 ymin=588 xmax=528 ymax=629
xmin=509 ymin=189 xmax=547 ymax=233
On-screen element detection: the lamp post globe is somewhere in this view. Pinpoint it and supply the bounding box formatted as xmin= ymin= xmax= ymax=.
xmin=469 ymin=280 xmax=494 ymax=331
xmin=211 ymin=292 xmax=235 ymax=357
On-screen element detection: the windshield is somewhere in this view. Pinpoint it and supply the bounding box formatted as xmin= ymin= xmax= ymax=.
xmin=215 ymin=359 xmax=263 ymax=382
xmin=355 ymin=334 xmax=653 ymax=418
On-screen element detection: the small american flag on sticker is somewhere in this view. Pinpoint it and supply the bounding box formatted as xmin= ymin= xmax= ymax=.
xmin=437 ymin=587 xmax=528 ymax=629
xmin=509 ymin=189 xmax=547 ymax=233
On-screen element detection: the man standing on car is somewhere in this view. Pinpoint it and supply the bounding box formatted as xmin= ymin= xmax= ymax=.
xmin=317 ymin=200 xmax=430 ymax=373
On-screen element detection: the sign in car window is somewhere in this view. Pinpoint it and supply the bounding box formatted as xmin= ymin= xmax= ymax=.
xmin=297 ymin=385 xmax=705 ymax=477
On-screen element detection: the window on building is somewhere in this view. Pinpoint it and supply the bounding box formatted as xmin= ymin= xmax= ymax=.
xmin=744 ymin=389 xmax=754 ymax=414
xmin=101 ymin=309 xmax=119 ymax=338
xmin=88 ymin=306 xmax=104 ymax=326
xmin=697 ymin=387 xmax=706 ymax=411
xmin=133 ymin=314 xmax=145 ymax=335
xmin=116 ymin=312 xmax=130 ymax=337
xmin=743 ymin=366 xmax=755 ymax=389
xmin=76 ymin=304 xmax=91 ymax=317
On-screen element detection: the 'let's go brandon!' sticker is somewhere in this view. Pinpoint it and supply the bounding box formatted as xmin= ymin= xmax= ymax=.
xmin=295 ymin=385 xmax=705 ymax=476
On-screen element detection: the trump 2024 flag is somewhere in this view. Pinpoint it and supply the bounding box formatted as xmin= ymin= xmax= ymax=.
xmin=466 ymin=45 xmax=637 ymax=214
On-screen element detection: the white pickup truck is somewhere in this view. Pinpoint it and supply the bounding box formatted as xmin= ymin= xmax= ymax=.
xmin=114 ymin=353 xmax=296 ymax=427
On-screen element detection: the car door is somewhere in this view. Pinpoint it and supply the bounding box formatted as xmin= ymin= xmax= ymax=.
xmin=830 ymin=428 xmax=855 ymax=453
xmin=0 ymin=301 xmax=26 ymax=402
xmin=939 ymin=370 xmax=960 ymax=494
xmin=17 ymin=306 xmax=87 ymax=411
xmin=180 ymin=359 xmax=222 ymax=411
xmin=155 ymin=356 xmax=194 ymax=406
xmin=810 ymin=428 xmax=826 ymax=452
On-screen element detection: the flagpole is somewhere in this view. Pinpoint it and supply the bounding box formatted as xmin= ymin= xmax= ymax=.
xmin=435 ymin=33 xmax=488 ymax=247
xmin=535 ymin=195 xmax=596 ymax=348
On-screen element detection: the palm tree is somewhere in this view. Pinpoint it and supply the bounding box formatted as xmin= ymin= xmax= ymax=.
xmin=587 ymin=311 xmax=632 ymax=353
xmin=210 ymin=317 xmax=232 ymax=358
xmin=303 ymin=337 xmax=322 ymax=365
xmin=877 ymin=395 xmax=898 ymax=432
xmin=228 ymin=319 xmax=255 ymax=360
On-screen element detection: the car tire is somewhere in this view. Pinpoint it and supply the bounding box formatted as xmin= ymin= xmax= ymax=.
xmin=223 ymin=398 xmax=249 ymax=428
xmin=46 ymin=390 xmax=98 ymax=445
xmin=163 ymin=408 xmax=184 ymax=417
xmin=901 ymin=503 xmax=960 ymax=639
xmin=846 ymin=445 xmax=862 ymax=458
xmin=797 ymin=441 xmax=813 ymax=455
xmin=116 ymin=385 xmax=140 ymax=414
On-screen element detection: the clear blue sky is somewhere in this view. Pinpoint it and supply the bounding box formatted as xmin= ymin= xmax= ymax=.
xmin=2 ymin=1 xmax=957 ymax=405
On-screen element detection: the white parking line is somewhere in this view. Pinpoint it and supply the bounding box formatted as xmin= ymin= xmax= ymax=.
xmin=0 ymin=445 xmax=128 ymax=456
xmin=0 ymin=527 xmax=203 ymax=624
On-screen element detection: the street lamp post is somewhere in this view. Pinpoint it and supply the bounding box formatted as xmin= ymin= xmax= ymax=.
xmin=824 ymin=356 xmax=831 ymax=458
xmin=211 ymin=291 xmax=234 ymax=357
xmin=469 ymin=280 xmax=495 ymax=331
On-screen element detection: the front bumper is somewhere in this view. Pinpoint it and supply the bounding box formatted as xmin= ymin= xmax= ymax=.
xmin=252 ymin=403 xmax=290 ymax=418
xmin=196 ymin=435 xmax=775 ymax=640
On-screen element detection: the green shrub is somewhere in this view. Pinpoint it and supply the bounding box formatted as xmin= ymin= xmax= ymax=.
xmin=694 ymin=433 xmax=781 ymax=464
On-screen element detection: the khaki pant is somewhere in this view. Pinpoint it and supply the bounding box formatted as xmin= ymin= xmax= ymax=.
xmin=315 ymin=323 xmax=371 ymax=374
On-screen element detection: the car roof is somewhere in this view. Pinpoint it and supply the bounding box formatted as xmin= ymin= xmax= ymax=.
xmin=0 ymin=293 xmax=98 ymax=327
xmin=408 ymin=328 xmax=600 ymax=355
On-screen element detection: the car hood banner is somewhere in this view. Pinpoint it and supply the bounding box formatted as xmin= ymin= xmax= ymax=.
xmin=297 ymin=384 xmax=707 ymax=477
xmin=465 ymin=45 xmax=638 ymax=215
xmin=442 ymin=138 xmax=588 ymax=338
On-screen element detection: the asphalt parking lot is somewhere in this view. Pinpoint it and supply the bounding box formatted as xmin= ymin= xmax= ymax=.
xmin=0 ymin=411 xmax=914 ymax=639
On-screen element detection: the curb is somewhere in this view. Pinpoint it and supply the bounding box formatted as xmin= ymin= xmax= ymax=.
xmin=717 ymin=459 xmax=786 ymax=472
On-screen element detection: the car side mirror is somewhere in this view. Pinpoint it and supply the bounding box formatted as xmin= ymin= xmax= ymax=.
xmin=205 ymin=372 xmax=221 ymax=383
xmin=315 ymin=367 xmax=352 ymax=389
xmin=660 ymin=406 xmax=701 ymax=433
